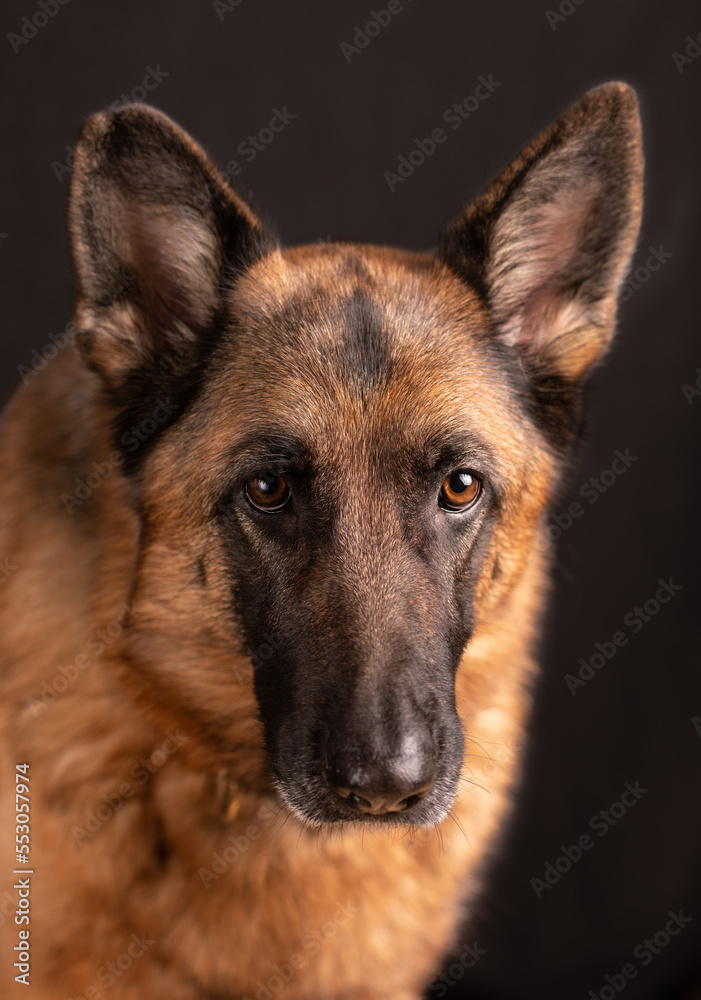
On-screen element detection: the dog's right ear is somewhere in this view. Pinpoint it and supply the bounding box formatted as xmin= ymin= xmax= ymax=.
xmin=69 ymin=105 xmax=275 ymax=389
xmin=440 ymin=82 xmax=643 ymax=386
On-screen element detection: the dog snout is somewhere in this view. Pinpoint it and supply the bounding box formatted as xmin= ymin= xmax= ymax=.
xmin=325 ymin=731 xmax=436 ymax=816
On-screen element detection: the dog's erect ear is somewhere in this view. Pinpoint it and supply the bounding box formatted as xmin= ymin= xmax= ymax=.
xmin=69 ymin=104 xmax=275 ymax=387
xmin=440 ymin=82 xmax=643 ymax=381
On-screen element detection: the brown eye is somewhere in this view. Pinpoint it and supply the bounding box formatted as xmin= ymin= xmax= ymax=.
xmin=244 ymin=472 xmax=291 ymax=512
xmin=439 ymin=471 xmax=481 ymax=512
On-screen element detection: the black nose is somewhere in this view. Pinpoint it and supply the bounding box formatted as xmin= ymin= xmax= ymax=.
xmin=326 ymin=735 xmax=436 ymax=815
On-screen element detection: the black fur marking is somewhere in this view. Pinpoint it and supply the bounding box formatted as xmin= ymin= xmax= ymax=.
xmin=105 ymin=311 xmax=227 ymax=478
xmin=336 ymin=289 xmax=393 ymax=388
xmin=484 ymin=333 xmax=583 ymax=454
xmin=521 ymin=361 xmax=584 ymax=452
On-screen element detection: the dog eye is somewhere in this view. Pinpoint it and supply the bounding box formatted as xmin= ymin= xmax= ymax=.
xmin=244 ymin=472 xmax=291 ymax=512
xmin=439 ymin=471 xmax=482 ymax=512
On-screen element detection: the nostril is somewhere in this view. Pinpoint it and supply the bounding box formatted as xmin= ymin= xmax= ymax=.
xmin=396 ymin=795 xmax=418 ymax=812
xmin=389 ymin=774 xmax=434 ymax=813
xmin=346 ymin=791 xmax=373 ymax=810
xmin=335 ymin=787 xmax=373 ymax=811
xmin=397 ymin=787 xmax=430 ymax=812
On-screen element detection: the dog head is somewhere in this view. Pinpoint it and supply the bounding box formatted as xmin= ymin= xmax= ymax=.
xmin=68 ymin=84 xmax=642 ymax=826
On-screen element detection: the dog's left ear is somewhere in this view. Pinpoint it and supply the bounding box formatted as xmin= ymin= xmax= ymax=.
xmin=68 ymin=104 xmax=276 ymax=390
xmin=440 ymin=82 xmax=643 ymax=381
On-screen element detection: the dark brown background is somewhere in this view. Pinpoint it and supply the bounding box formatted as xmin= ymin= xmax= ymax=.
xmin=1 ymin=2 xmax=700 ymax=998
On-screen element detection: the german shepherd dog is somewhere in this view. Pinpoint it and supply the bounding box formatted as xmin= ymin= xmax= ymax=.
xmin=0 ymin=82 xmax=642 ymax=999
